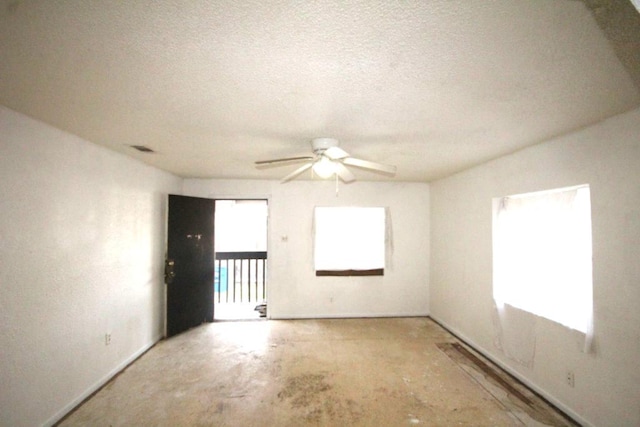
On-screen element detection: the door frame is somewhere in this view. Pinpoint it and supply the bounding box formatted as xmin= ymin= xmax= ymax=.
xmin=164 ymin=194 xmax=272 ymax=334
xmin=212 ymin=198 xmax=270 ymax=319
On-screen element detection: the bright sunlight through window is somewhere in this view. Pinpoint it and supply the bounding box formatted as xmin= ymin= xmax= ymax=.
xmin=492 ymin=185 xmax=593 ymax=333
xmin=314 ymin=207 xmax=386 ymax=274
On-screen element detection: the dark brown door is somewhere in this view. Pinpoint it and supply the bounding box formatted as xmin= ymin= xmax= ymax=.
xmin=166 ymin=195 xmax=215 ymax=337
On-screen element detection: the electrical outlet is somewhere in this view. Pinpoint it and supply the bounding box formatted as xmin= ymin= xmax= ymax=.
xmin=105 ymin=333 xmax=112 ymax=346
xmin=566 ymin=371 xmax=575 ymax=388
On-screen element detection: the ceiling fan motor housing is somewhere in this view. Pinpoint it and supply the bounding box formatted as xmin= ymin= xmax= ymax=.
xmin=311 ymin=137 xmax=339 ymax=153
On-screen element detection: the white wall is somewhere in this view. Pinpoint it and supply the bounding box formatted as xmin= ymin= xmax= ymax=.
xmin=0 ymin=106 xmax=182 ymax=427
xmin=183 ymin=178 xmax=430 ymax=319
xmin=430 ymin=108 xmax=640 ymax=427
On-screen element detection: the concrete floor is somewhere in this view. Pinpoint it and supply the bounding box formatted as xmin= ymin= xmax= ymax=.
xmin=59 ymin=318 xmax=576 ymax=426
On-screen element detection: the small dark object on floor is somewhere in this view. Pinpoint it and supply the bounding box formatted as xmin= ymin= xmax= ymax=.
xmin=255 ymin=302 xmax=267 ymax=317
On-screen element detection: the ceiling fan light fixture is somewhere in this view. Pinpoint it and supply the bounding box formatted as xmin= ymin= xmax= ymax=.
xmin=311 ymin=137 xmax=339 ymax=153
xmin=312 ymin=156 xmax=336 ymax=178
xmin=256 ymin=137 xmax=396 ymax=183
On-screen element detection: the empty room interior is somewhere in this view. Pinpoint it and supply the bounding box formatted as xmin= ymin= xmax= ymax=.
xmin=1 ymin=1 xmax=639 ymax=426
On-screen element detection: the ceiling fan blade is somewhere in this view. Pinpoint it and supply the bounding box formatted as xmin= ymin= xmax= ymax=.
xmin=343 ymin=157 xmax=397 ymax=175
xmin=281 ymin=162 xmax=313 ymax=183
xmin=324 ymin=146 xmax=349 ymax=160
xmin=255 ymin=156 xmax=314 ymax=166
xmin=334 ymin=162 xmax=356 ymax=183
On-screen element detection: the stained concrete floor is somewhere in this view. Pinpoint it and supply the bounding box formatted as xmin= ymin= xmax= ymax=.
xmin=59 ymin=318 xmax=577 ymax=426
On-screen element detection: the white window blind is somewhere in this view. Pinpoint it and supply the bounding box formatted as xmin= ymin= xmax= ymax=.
xmin=493 ymin=185 xmax=593 ymax=335
xmin=314 ymin=207 xmax=385 ymax=271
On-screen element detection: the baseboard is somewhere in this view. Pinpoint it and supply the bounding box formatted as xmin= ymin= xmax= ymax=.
xmin=45 ymin=334 xmax=162 ymax=427
xmin=270 ymin=311 xmax=429 ymax=320
xmin=428 ymin=315 xmax=593 ymax=427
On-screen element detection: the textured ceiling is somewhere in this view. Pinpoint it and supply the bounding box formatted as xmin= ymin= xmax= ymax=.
xmin=1 ymin=0 xmax=639 ymax=182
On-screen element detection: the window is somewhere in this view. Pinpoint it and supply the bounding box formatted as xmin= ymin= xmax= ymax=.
xmin=314 ymin=207 xmax=386 ymax=276
xmin=492 ymin=185 xmax=593 ymax=333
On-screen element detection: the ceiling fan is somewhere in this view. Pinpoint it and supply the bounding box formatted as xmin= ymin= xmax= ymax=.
xmin=255 ymin=138 xmax=397 ymax=183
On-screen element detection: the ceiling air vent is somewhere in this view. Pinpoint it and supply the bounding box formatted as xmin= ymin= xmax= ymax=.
xmin=130 ymin=145 xmax=155 ymax=153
